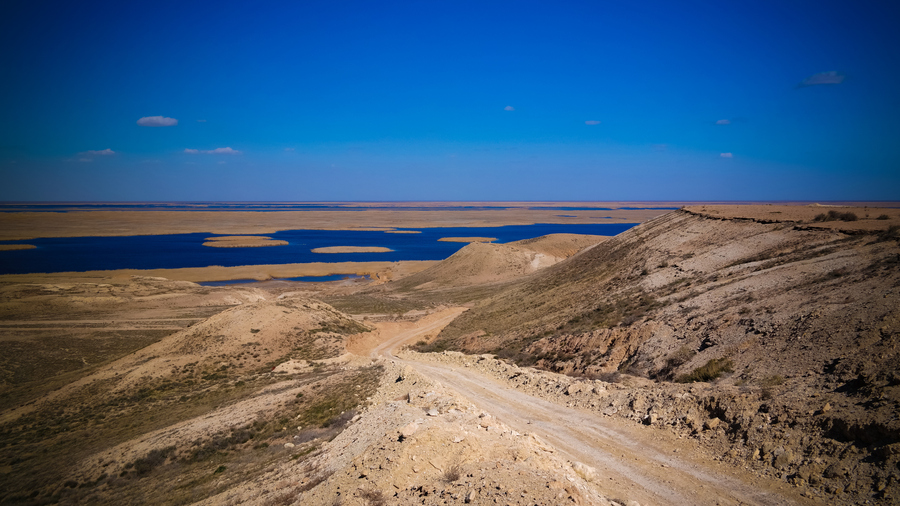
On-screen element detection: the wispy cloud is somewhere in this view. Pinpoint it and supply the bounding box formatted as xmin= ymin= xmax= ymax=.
xmin=720 ymin=152 xmax=733 ymax=158
xmin=797 ymin=71 xmax=845 ymax=88
xmin=137 ymin=116 xmax=178 ymax=127
xmin=584 ymin=120 xmax=601 ymax=125
xmin=83 ymin=148 xmax=115 ymax=156
xmin=715 ymin=119 xmax=731 ymax=125
xmin=196 ymin=119 xmax=207 ymax=123
xmin=504 ymin=105 xmax=515 ymax=111
xmin=75 ymin=148 xmax=116 ymax=161
xmin=184 ymin=147 xmax=241 ymax=155
xmin=284 ymin=147 xmax=295 ymax=152
xmin=207 ymin=147 xmax=240 ymax=155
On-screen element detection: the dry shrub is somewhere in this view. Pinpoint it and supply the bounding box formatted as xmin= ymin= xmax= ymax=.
xmin=676 ymin=358 xmax=733 ymax=383
xmin=443 ymin=463 xmax=462 ymax=483
xmin=814 ymin=210 xmax=858 ymax=222
xmin=358 ymin=486 xmax=385 ymax=506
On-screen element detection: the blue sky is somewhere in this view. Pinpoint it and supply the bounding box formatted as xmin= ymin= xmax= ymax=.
xmin=1 ymin=0 xmax=898 ymax=201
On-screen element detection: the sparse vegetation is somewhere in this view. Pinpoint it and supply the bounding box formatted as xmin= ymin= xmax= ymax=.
xmin=443 ymin=463 xmax=462 ymax=483
xmin=813 ymin=210 xmax=858 ymax=222
xmin=358 ymin=486 xmax=386 ymax=506
xmin=877 ymin=214 xmax=890 ymax=220
xmin=675 ymin=358 xmax=733 ymax=383
xmin=653 ymin=345 xmax=696 ymax=380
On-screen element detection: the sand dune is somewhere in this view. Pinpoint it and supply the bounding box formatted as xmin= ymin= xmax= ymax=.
xmin=394 ymin=233 xmax=608 ymax=290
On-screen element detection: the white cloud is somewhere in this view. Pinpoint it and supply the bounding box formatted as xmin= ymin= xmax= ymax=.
xmin=206 ymin=147 xmax=240 ymax=155
xmin=184 ymin=147 xmax=241 ymax=155
xmin=83 ymin=148 xmax=115 ymax=156
xmin=716 ymin=119 xmax=731 ymax=125
xmin=720 ymin=152 xmax=733 ymax=158
xmin=504 ymin=105 xmax=515 ymax=111
xmin=137 ymin=116 xmax=178 ymax=127
xmin=584 ymin=120 xmax=601 ymax=125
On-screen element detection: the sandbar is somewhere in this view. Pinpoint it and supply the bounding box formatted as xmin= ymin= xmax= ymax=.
xmin=384 ymin=230 xmax=421 ymax=234
xmin=311 ymin=246 xmax=394 ymax=253
xmin=0 ymin=244 xmax=36 ymax=251
xmin=202 ymin=236 xmax=289 ymax=248
xmin=438 ymin=237 xmax=497 ymax=243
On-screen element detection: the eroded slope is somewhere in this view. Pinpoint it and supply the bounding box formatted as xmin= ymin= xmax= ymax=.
xmin=427 ymin=208 xmax=900 ymax=503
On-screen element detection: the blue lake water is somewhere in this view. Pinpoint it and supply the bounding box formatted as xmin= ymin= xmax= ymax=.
xmin=0 ymin=223 xmax=636 ymax=275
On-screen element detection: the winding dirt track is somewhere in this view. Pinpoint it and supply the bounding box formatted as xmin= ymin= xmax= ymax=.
xmin=365 ymin=308 xmax=808 ymax=506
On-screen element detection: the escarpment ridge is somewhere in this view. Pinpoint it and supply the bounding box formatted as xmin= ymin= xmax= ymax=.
xmin=425 ymin=207 xmax=900 ymax=502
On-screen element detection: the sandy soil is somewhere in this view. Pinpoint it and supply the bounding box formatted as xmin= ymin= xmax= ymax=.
xmin=311 ymin=246 xmax=394 ymax=253
xmin=0 ymin=260 xmax=436 ymax=284
xmin=685 ymin=204 xmax=900 ymax=232
xmin=392 ymin=233 xmax=608 ymax=290
xmin=201 ymin=235 xmax=289 ymax=248
xmin=0 ymin=244 xmax=36 ymax=251
xmin=437 ymin=237 xmax=497 ymax=243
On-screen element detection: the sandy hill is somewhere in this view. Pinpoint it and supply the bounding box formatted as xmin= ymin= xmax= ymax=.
xmin=429 ymin=207 xmax=900 ymax=502
xmin=391 ymin=233 xmax=608 ymax=291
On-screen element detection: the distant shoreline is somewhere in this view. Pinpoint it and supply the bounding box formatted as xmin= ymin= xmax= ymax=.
xmin=0 ymin=203 xmax=679 ymax=241
xmin=0 ymin=260 xmax=437 ymax=283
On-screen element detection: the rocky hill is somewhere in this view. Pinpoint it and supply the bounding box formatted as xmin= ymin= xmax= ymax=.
xmin=426 ymin=207 xmax=900 ymax=503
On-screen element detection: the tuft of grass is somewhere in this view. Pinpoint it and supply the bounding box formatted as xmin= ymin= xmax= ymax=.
xmin=443 ymin=463 xmax=462 ymax=483
xmin=676 ymin=358 xmax=733 ymax=383
xmin=877 ymin=214 xmax=890 ymax=220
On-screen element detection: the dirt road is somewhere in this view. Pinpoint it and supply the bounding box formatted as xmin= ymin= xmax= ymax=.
xmin=362 ymin=308 xmax=809 ymax=506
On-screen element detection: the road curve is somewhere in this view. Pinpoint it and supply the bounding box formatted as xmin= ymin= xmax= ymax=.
xmin=365 ymin=309 xmax=807 ymax=506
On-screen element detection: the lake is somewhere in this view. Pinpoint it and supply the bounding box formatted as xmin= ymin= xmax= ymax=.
xmin=0 ymin=223 xmax=635 ymax=275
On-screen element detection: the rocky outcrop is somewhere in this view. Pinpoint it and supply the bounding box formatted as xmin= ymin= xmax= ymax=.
xmin=403 ymin=349 xmax=900 ymax=503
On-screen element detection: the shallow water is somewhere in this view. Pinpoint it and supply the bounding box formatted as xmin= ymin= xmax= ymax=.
xmin=0 ymin=223 xmax=635 ymax=275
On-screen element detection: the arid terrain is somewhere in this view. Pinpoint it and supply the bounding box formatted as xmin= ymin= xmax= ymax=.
xmin=0 ymin=204 xmax=898 ymax=505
